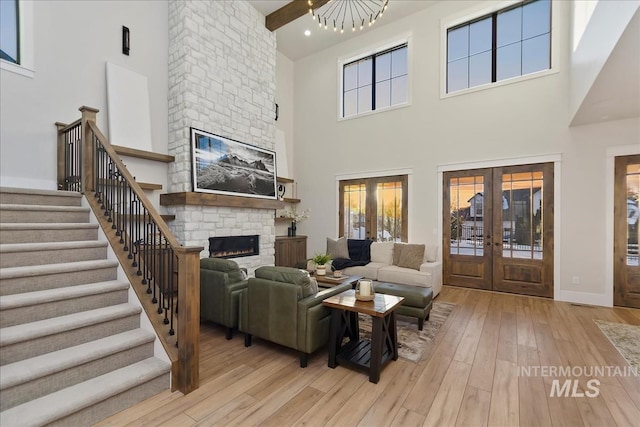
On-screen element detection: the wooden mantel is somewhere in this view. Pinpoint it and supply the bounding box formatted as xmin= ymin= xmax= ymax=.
xmin=160 ymin=192 xmax=285 ymax=210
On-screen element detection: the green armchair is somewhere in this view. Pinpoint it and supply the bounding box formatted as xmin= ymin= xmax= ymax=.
xmin=200 ymin=257 xmax=248 ymax=339
xmin=239 ymin=266 xmax=351 ymax=367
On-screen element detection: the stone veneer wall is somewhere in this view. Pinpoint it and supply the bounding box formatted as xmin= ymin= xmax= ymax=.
xmin=167 ymin=0 xmax=277 ymax=273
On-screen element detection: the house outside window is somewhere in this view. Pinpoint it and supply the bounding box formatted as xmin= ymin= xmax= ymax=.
xmin=342 ymin=42 xmax=408 ymax=118
xmin=447 ymin=0 xmax=551 ymax=93
xmin=0 ymin=0 xmax=19 ymax=64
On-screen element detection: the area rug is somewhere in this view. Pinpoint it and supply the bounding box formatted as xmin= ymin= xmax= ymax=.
xmin=358 ymin=301 xmax=455 ymax=362
xmin=594 ymin=320 xmax=640 ymax=369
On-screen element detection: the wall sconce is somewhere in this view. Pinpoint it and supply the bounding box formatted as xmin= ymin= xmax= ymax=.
xmin=122 ymin=26 xmax=130 ymax=56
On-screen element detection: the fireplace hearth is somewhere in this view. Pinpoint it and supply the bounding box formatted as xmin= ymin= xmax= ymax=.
xmin=209 ymin=235 xmax=259 ymax=259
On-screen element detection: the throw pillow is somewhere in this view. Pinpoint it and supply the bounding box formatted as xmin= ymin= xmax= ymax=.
xmin=327 ymin=237 xmax=350 ymax=259
xmin=393 ymin=243 xmax=404 ymax=266
xmin=348 ymin=239 xmax=372 ymax=262
xmin=397 ymin=244 xmax=425 ymax=270
xmin=371 ymin=242 xmax=394 ymax=264
xmin=309 ymin=277 xmax=319 ymax=295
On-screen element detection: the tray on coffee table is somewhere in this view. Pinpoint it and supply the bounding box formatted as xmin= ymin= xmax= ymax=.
xmin=314 ymin=274 xmax=362 ymax=288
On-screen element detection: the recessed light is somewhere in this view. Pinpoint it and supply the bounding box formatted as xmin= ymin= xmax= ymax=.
xmin=304 ymin=30 xmax=311 ymax=36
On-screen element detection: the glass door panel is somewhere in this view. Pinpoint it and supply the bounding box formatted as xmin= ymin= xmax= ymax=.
xmin=627 ymin=164 xmax=639 ymax=267
xmin=449 ymin=175 xmax=485 ymax=256
xmin=501 ymin=171 xmax=544 ymax=260
xmin=376 ymin=181 xmax=403 ymax=242
xmin=342 ymin=183 xmax=367 ymax=239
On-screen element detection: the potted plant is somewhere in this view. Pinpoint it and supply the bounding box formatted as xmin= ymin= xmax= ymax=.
xmin=312 ymin=253 xmax=332 ymax=276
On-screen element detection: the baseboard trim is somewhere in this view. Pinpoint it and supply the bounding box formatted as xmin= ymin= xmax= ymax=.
xmin=0 ymin=176 xmax=57 ymax=191
xmin=556 ymin=290 xmax=612 ymax=307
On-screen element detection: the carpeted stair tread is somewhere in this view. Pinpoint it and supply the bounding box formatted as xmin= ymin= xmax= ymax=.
xmin=0 ymin=329 xmax=155 ymax=390
xmin=0 ymin=222 xmax=97 ymax=231
xmin=0 ymin=188 xmax=82 ymax=206
xmin=0 ymin=203 xmax=89 ymax=213
xmin=0 ymin=357 xmax=170 ymax=427
xmin=0 ymin=240 xmax=107 ymax=253
xmin=0 ymin=223 xmax=99 ymax=244
xmin=0 ymin=259 xmax=118 ymax=280
xmin=0 ymin=303 xmax=141 ymax=347
xmin=0 ymin=280 xmax=129 ymax=310
xmin=0 ymin=187 xmax=81 ymax=198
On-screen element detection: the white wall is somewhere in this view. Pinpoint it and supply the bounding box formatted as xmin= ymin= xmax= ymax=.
xmin=0 ymin=0 xmax=169 ymax=190
xmin=276 ymin=51 xmax=295 ymax=178
xmin=291 ymin=0 xmax=640 ymax=304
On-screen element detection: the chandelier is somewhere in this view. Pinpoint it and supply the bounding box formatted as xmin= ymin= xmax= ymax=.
xmin=309 ymin=0 xmax=390 ymax=34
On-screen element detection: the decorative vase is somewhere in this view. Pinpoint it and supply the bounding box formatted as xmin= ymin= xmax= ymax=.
xmin=291 ymin=221 xmax=297 ymax=236
xmin=316 ymin=264 xmax=326 ymax=276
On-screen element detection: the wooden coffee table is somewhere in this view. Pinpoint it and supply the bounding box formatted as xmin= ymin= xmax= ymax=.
xmin=314 ymin=274 xmax=362 ymax=288
xmin=322 ymin=289 xmax=404 ymax=383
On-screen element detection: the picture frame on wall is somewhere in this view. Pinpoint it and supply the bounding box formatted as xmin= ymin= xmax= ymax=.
xmin=190 ymin=128 xmax=277 ymax=200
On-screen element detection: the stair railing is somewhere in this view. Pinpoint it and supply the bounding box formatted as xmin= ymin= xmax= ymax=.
xmin=56 ymin=106 xmax=202 ymax=394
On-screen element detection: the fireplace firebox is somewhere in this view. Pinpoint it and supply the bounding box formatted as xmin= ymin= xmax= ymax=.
xmin=209 ymin=235 xmax=259 ymax=259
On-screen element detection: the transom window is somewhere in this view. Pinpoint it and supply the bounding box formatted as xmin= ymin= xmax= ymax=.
xmin=342 ymin=43 xmax=408 ymax=118
xmin=0 ymin=0 xmax=19 ymax=64
xmin=447 ymin=0 xmax=551 ymax=93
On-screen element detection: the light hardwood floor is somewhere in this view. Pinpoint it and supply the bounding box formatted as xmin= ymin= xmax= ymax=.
xmin=95 ymin=286 xmax=640 ymax=427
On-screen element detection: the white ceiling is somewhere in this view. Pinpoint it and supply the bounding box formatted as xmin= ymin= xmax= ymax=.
xmin=571 ymin=9 xmax=640 ymax=126
xmin=248 ymin=0 xmax=435 ymax=61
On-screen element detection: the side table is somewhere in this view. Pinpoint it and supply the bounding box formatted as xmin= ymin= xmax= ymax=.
xmin=322 ymin=289 xmax=404 ymax=383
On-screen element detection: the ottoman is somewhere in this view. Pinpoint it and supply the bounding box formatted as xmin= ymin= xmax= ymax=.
xmin=374 ymin=282 xmax=433 ymax=330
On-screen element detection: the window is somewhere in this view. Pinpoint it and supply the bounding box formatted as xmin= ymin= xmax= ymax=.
xmin=339 ymin=175 xmax=408 ymax=242
xmin=0 ymin=0 xmax=19 ymax=64
xmin=447 ymin=0 xmax=551 ymax=93
xmin=342 ymin=43 xmax=408 ymax=118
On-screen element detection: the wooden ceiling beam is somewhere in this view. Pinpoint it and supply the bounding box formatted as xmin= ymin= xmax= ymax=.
xmin=265 ymin=0 xmax=331 ymax=32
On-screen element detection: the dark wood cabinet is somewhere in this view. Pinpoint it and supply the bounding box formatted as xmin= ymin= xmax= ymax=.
xmin=275 ymin=235 xmax=307 ymax=268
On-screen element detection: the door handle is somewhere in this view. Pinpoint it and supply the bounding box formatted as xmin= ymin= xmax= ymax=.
xmin=495 ymin=242 xmax=501 ymax=246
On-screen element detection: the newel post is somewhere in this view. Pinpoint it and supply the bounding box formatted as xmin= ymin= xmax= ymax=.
xmin=79 ymin=106 xmax=99 ymax=192
xmin=175 ymin=246 xmax=202 ymax=394
xmin=54 ymin=122 xmax=67 ymax=190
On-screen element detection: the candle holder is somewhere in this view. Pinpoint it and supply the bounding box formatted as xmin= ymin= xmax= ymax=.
xmin=355 ymin=279 xmax=375 ymax=301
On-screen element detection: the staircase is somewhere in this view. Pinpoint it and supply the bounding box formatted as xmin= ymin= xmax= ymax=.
xmin=0 ymin=187 xmax=171 ymax=426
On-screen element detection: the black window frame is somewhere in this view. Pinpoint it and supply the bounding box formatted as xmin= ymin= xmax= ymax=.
xmin=342 ymin=42 xmax=408 ymax=118
xmin=446 ymin=0 xmax=551 ymax=93
xmin=0 ymin=0 xmax=20 ymax=65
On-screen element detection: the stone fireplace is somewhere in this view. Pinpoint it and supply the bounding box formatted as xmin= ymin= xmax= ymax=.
xmin=165 ymin=1 xmax=277 ymax=274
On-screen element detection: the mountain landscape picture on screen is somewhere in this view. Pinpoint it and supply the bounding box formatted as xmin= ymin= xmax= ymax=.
xmin=191 ymin=128 xmax=277 ymax=199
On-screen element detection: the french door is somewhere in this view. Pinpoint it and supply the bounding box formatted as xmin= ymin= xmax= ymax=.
xmin=614 ymin=155 xmax=640 ymax=308
xmin=443 ymin=163 xmax=554 ymax=297
xmin=339 ymin=175 xmax=408 ymax=242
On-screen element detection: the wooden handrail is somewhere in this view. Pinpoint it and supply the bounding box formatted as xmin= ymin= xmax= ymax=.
xmin=57 ymin=106 xmax=202 ymax=394
xmin=87 ymin=121 xmax=182 ymax=249
xmin=54 ymin=118 xmax=81 ymax=134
